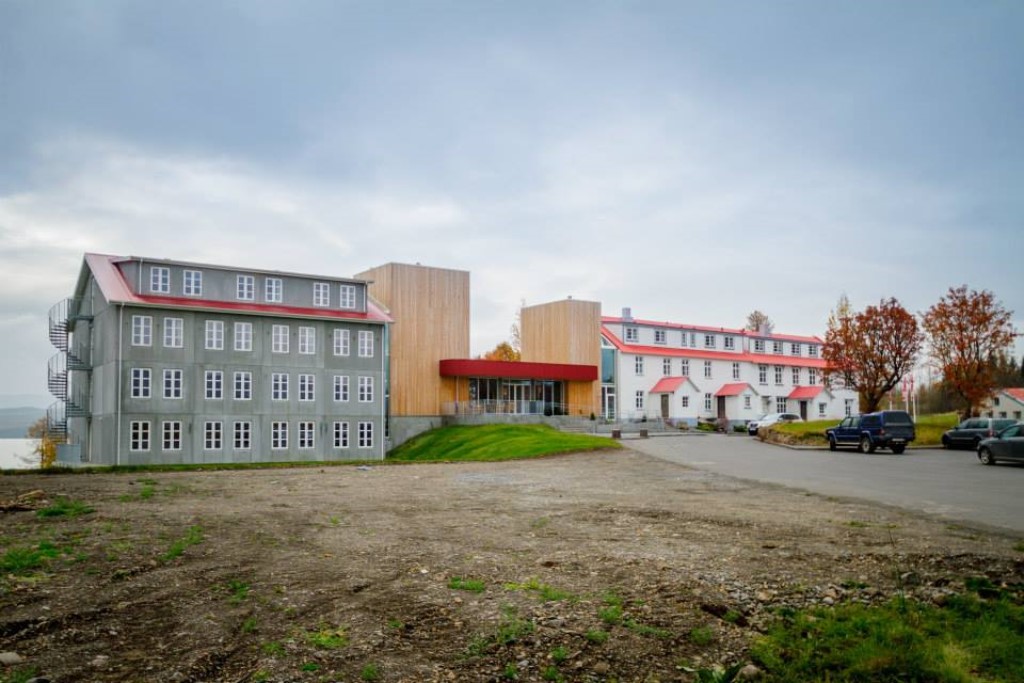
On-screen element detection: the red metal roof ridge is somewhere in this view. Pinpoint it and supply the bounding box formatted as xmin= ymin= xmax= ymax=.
xmin=602 ymin=316 xmax=822 ymax=343
xmin=601 ymin=328 xmax=827 ymax=368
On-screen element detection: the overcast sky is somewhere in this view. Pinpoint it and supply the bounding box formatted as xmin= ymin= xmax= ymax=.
xmin=1 ymin=0 xmax=1022 ymax=406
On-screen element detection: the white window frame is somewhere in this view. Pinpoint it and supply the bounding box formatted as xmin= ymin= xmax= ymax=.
xmin=654 ymin=329 xmax=666 ymax=345
xmin=204 ymin=421 xmax=223 ymax=450
xmin=635 ymin=390 xmax=644 ymax=410
xmin=163 ymin=317 xmax=183 ymax=348
xmin=265 ymin=277 xmax=283 ymax=303
xmin=773 ymin=341 xmax=784 ymax=355
xmin=131 ymin=368 xmax=151 ymax=399
xmin=234 ymin=371 xmax=252 ymax=400
xmin=680 ymin=359 xmax=689 ymax=376
xmin=358 ymin=376 xmax=374 ymax=403
xmin=234 ymin=322 xmax=253 ymax=352
xmin=162 ymin=420 xmax=181 ymax=451
xmin=237 ymin=274 xmax=255 ymax=301
xmin=313 ymin=282 xmax=330 ymax=307
xmin=744 ymin=395 xmax=751 ymax=409
xmin=809 ymin=369 xmax=818 ymax=386
xmin=358 ymin=421 xmax=373 ymax=449
xmin=339 ymin=285 xmax=356 ymax=309
xmin=234 ymin=421 xmax=252 ymax=450
xmin=662 ymin=358 xmax=672 ymax=376
xmin=163 ymin=369 xmax=183 ymax=399
xmin=774 ymin=365 xmax=783 ymax=385
xmin=334 ymin=375 xmax=350 ymax=402
xmin=299 ymin=374 xmax=315 ymax=402
xmin=754 ymin=339 xmax=766 ymax=353
xmin=758 ymin=364 xmax=768 ymax=385
xmin=732 ymin=362 xmax=741 ymax=381
xmin=183 ymin=270 xmax=202 ymax=296
xmin=271 ymin=421 xmax=288 ymax=450
xmin=818 ymin=402 xmax=827 ymax=418
xmin=272 ymin=373 xmax=289 ymax=401
xmin=358 ymin=330 xmax=374 ymax=358
xmin=635 ymin=356 xmax=644 ymax=376
xmin=205 ymin=320 xmax=224 ymax=351
xmin=205 ymin=370 xmax=223 ymax=399
xmin=808 ymin=345 xmax=819 ymax=358
xmin=333 ymin=329 xmax=350 ymax=356
xmin=625 ymin=327 xmax=638 ymax=342
xmin=704 ymin=334 xmax=716 ymax=349
xmin=272 ymin=324 xmax=289 ymax=353
xmin=791 ymin=343 xmax=802 ymax=356
xmin=150 ymin=266 xmax=170 ymax=293
xmin=792 ymin=368 xmax=800 ymax=386
xmin=334 ymin=421 xmax=349 ymax=448
xmin=298 ymin=421 xmax=315 ymax=449
xmin=132 ymin=315 xmax=152 ymax=347
xmin=130 ymin=421 xmax=151 ymax=452
xmin=724 ymin=336 xmax=735 ymax=350
xmin=299 ymin=326 xmax=316 ymax=355
xmin=776 ymin=396 xmax=788 ymax=413
xmin=681 ymin=395 xmax=689 ymax=408
xmin=704 ymin=361 xmax=712 ymax=379
xmin=704 ymin=393 xmax=713 ymax=412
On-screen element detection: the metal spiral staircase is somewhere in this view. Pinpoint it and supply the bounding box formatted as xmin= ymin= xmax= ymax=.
xmin=46 ymin=298 xmax=92 ymax=441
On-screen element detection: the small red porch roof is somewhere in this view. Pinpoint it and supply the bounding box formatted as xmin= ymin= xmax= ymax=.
xmin=650 ymin=376 xmax=688 ymax=393
xmin=439 ymin=359 xmax=597 ymax=382
xmin=788 ymin=386 xmax=825 ymax=400
xmin=715 ymin=382 xmax=752 ymax=397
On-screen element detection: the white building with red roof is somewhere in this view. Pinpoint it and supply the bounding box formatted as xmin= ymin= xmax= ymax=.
xmin=47 ymin=254 xmax=392 ymax=465
xmin=601 ymin=308 xmax=857 ymax=426
xmin=980 ymin=388 xmax=1024 ymax=421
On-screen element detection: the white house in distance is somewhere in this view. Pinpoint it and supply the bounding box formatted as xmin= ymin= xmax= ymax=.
xmin=601 ymin=308 xmax=858 ymax=425
xmin=980 ymin=388 xmax=1024 ymax=420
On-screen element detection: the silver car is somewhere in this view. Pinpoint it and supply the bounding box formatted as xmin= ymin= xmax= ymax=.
xmin=977 ymin=423 xmax=1024 ymax=465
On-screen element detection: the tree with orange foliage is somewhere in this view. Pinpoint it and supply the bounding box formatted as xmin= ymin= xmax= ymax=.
xmin=26 ymin=416 xmax=58 ymax=468
xmin=823 ymin=297 xmax=923 ymax=413
xmin=922 ymin=285 xmax=1016 ymax=418
xmin=481 ymin=341 xmax=521 ymax=362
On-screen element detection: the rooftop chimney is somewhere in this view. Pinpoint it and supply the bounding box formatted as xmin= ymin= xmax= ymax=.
xmin=622 ymin=307 xmax=633 ymax=322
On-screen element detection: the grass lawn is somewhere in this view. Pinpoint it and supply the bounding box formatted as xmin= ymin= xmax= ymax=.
xmin=387 ymin=424 xmax=620 ymax=462
xmin=772 ymin=412 xmax=959 ymax=448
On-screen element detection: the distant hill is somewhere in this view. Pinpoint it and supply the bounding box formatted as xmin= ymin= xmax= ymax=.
xmin=0 ymin=394 xmax=51 ymax=410
xmin=0 ymin=407 xmax=46 ymax=438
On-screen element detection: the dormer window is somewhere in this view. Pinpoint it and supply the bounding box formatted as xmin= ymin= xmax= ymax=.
xmin=772 ymin=341 xmax=783 ymax=354
xmin=265 ymin=277 xmax=283 ymax=303
xmin=237 ymin=275 xmax=255 ymax=301
xmin=704 ymin=334 xmax=716 ymax=349
xmin=313 ymin=282 xmax=330 ymax=307
xmin=808 ymin=345 xmax=818 ymax=358
xmin=754 ymin=339 xmax=766 ymax=353
xmin=625 ymin=327 xmax=638 ymax=342
xmin=654 ymin=329 xmax=666 ymax=344
xmin=724 ymin=336 xmax=735 ymax=350
xmin=791 ymin=343 xmax=801 ymax=355
xmin=183 ymin=270 xmax=202 ymax=296
xmin=150 ymin=266 xmax=170 ymax=293
xmin=339 ymin=284 xmax=356 ymax=309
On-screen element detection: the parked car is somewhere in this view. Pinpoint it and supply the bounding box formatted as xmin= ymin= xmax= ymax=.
xmin=826 ymin=410 xmax=916 ymax=454
xmin=942 ymin=417 xmax=1018 ymax=450
xmin=747 ymin=413 xmax=802 ymax=436
xmin=976 ymin=423 xmax=1024 ymax=465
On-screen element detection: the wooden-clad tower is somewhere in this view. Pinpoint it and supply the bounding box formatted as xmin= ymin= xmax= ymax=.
xmin=520 ymin=298 xmax=601 ymax=417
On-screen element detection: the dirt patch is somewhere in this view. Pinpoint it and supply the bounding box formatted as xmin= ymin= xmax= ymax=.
xmin=2 ymin=449 xmax=1021 ymax=682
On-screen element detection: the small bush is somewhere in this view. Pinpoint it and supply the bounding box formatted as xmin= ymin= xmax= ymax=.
xmin=37 ymin=497 xmax=94 ymax=518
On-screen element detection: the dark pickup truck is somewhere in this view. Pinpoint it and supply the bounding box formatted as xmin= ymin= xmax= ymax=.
xmin=826 ymin=410 xmax=916 ymax=454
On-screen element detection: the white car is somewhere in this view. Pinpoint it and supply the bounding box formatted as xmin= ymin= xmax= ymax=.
xmin=748 ymin=412 xmax=802 ymax=435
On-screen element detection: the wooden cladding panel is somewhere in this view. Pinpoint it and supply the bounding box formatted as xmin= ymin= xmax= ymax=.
xmin=521 ymin=299 xmax=601 ymax=415
xmin=357 ymin=263 xmax=470 ymax=416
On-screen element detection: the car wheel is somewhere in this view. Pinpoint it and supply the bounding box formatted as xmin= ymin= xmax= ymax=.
xmin=828 ymin=436 xmax=837 ymax=452
xmin=891 ymin=445 xmax=906 ymax=454
xmin=941 ymin=436 xmax=951 ymax=449
xmin=978 ymin=448 xmax=995 ymax=466
xmin=859 ymin=436 xmax=875 ymax=454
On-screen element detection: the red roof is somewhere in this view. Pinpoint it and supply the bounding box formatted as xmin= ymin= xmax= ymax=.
xmin=602 ymin=316 xmax=822 ymax=344
xmin=716 ymin=382 xmax=752 ymax=397
xmin=1002 ymin=388 xmax=1024 ymax=404
xmin=602 ymin=326 xmax=827 ymax=369
xmin=81 ymin=253 xmax=392 ymax=323
xmin=439 ymin=359 xmax=598 ymax=381
xmin=788 ymin=386 xmax=825 ymax=400
xmin=650 ymin=377 xmax=688 ymax=393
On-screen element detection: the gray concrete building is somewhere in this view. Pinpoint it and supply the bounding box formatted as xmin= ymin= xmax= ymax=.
xmin=47 ymin=254 xmax=391 ymax=465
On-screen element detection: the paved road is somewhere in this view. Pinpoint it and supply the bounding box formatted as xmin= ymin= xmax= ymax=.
xmin=627 ymin=434 xmax=1024 ymax=534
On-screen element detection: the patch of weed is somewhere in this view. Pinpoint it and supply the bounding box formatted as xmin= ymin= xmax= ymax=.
xmin=624 ymin=619 xmax=671 ymax=638
xmin=226 ymin=579 xmax=251 ymax=604
xmin=449 ymin=576 xmax=486 ymax=593
xmin=307 ymin=623 xmax=349 ymax=649
xmin=300 ymin=662 xmax=320 ymax=672
xmin=689 ymin=626 xmax=715 ymax=646
xmin=1013 ymin=540 xmax=1024 ymax=553
xmin=386 ymin=618 xmax=405 ymax=630
xmin=541 ymin=665 xmax=564 ymax=681
xmin=504 ymin=577 xmax=575 ymax=602
xmin=723 ymin=609 xmax=743 ymax=623
xmin=360 ymin=663 xmax=380 ymax=681
xmin=502 ymin=662 xmax=519 ymax=679
xmin=585 ymin=629 xmax=609 ymax=644
xmin=0 ymin=541 xmax=61 ymax=574
xmin=0 ymin=667 xmax=38 ymax=683
xmin=261 ymin=641 xmax=284 ymax=656
xmin=551 ymin=645 xmax=569 ymax=663
xmin=161 ymin=525 xmax=203 ymax=562
xmin=251 ymin=671 xmax=269 ymax=683
xmin=598 ymin=604 xmax=623 ymax=625
xmin=751 ymin=594 xmax=1024 ymax=682
xmin=37 ymin=497 xmax=94 ymax=518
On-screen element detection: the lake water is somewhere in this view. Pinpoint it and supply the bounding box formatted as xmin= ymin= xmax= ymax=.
xmin=0 ymin=439 xmax=39 ymax=469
